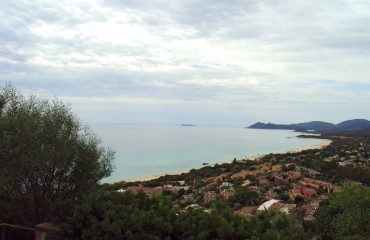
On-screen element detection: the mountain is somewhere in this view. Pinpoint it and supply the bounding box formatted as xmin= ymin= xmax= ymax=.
xmin=336 ymin=119 xmax=370 ymax=130
xmin=291 ymin=121 xmax=335 ymax=131
xmin=248 ymin=121 xmax=334 ymax=131
xmin=248 ymin=119 xmax=370 ymax=131
xmin=248 ymin=122 xmax=293 ymax=130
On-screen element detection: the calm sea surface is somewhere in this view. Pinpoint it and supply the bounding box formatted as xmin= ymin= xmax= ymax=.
xmin=89 ymin=124 xmax=324 ymax=182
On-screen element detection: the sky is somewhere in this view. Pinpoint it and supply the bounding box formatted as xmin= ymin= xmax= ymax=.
xmin=1 ymin=0 xmax=370 ymax=126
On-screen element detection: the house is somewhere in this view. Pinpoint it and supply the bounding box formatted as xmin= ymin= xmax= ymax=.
xmin=185 ymin=204 xmax=201 ymax=211
xmin=235 ymin=206 xmax=257 ymax=218
xmin=338 ymin=160 xmax=354 ymax=166
xmin=272 ymin=173 xmax=284 ymax=183
xmin=262 ymin=189 xmax=274 ymax=201
xmin=256 ymin=176 xmax=268 ymax=186
xmin=127 ymin=186 xmax=163 ymax=196
xmin=287 ymin=171 xmax=301 ymax=180
xmin=271 ymin=164 xmax=283 ymax=172
xmin=257 ymin=199 xmax=281 ymax=211
xmin=291 ymin=183 xmax=317 ymax=198
xmin=231 ymin=170 xmax=249 ymax=179
xmin=180 ymin=194 xmax=195 ymax=204
xmin=299 ymin=178 xmax=333 ymax=193
xmin=288 ymin=188 xmax=302 ymax=200
xmin=260 ymin=162 xmax=272 ymax=171
xmin=247 ymin=185 xmax=259 ymax=192
xmin=280 ymin=204 xmax=296 ymax=215
xmin=302 ymin=188 xmax=317 ymax=197
xmin=220 ymin=188 xmax=235 ymax=201
xmin=221 ymin=182 xmax=233 ymax=188
xmin=241 ymin=179 xmax=252 ymax=187
xmin=178 ymin=180 xmax=186 ymax=185
xmin=116 ymin=189 xmax=127 ymax=193
xmin=171 ymin=185 xmax=191 ymax=192
xmin=302 ymin=202 xmax=320 ymax=221
xmin=297 ymin=166 xmax=321 ymax=177
xmin=208 ymin=173 xmax=229 ymax=183
xmin=203 ymin=191 xmax=217 ymax=203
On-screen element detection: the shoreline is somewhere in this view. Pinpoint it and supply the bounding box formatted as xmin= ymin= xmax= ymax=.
xmin=118 ymin=138 xmax=333 ymax=183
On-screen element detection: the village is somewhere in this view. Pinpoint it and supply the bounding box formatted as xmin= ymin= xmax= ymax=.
xmin=114 ymin=133 xmax=370 ymax=223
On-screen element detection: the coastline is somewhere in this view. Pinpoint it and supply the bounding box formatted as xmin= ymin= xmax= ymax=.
xmin=121 ymin=138 xmax=332 ymax=183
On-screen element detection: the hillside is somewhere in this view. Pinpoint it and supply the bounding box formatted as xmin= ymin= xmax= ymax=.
xmin=248 ymin=119 xmax=370 ymax=131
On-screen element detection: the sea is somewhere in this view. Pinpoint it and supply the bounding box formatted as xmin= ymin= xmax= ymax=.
xmin=89 ymin=124 xmax=325 ymax=182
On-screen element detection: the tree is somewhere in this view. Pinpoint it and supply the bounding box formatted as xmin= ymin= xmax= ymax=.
xmin=315 ymin=182 xmax=370 ymax=239
xmin=51 ymin=189 xmax=310 ymax=239
xmin=245 ymin=209 xmax=307 ymax=240
xmin=0 ymin=84 xmax=114 ymax=226
xmin=294 ymin=195 xmax=304 ymax=205
xmin=50 ymin=191 xmax=248 ymax=240
xmin=228 ymin=188 xmax=259 ymax=206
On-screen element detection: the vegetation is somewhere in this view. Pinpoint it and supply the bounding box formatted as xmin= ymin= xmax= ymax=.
xmin=50 ymin=190 xmax=307 ymax=240
xmin=49 ymin=182 xmax=370 ymax=240
xmin=246 ymin=210 xmax=307 ymax=240
xmin=228 ymin=188 xmax=259 ymax=207
xmin=0 ymin=84 xmax=114 ymax=226
xmin=315 ymin=182 xmax=370 ymax=239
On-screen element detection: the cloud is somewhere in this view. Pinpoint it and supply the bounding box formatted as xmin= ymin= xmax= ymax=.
xmin=1 ymin=0 xmax=370 ymax=124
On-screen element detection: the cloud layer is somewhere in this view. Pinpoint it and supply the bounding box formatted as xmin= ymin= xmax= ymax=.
xmin=1 ymin=0 xmax=370 ymax=125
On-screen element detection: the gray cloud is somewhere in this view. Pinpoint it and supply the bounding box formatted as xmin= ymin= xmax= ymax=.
xmin=1 ymin=0 xmax=370 ymax=125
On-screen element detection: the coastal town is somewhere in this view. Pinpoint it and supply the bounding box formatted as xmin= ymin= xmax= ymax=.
xmin=2 ymin=84 xmax=369 ymax=239
xmin=112 ymin=132 xmax=370 ymax=223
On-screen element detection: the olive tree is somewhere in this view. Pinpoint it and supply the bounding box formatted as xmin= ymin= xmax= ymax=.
xmin=0 ymin=84 xmax=114 ymax=226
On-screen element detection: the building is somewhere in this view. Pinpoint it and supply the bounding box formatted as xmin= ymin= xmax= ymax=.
xmin=180 ymin=194 xmax=195 ymax=204
xmin=241 ymin=179 xmax=252 ymax=187
xmin=220 ymin=188 xmax=235 ymax=201
xmin=257 ymin=199 xmax=282 ymax=211
xmin=256 ymin=176 xmax=269 ymax=186
xmin=221 ymin=182 xmax=233 ymax=188
xmin=127 ymin=185 xmax=164 ymax=196
xmin=299 ymin=178 xmax=333 ymax=193
xmin=291 ymin=183 xmax=317 ymax=198
xmin=289 ymin=188 xmax=302 ymax=200
xmin=287 ymin=171 xmax=301 ymax=180
xmin=271 ymin=164 xmax=283 ymax=172
xmin=235 ymin=206 xmax=257 ymax=218
xmin=280 ymin=204 xmax=297 ymax=215
xmin=302 ymin=188 xmax=317 ymax=197
xmin=272 ymin=173 xmax=284 ymax=183
xmin=203 ymin=191 xmax=217 ymax=203
xmin=297 ymin=166 xmax=321 ymax=178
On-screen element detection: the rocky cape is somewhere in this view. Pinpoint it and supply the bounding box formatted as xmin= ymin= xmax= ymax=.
xmin=248 ymin=119 xmax=370 ymax=131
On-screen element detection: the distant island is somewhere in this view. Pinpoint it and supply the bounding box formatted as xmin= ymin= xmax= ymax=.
xmin=181 ymin=124 xmax=195 ymax=126
xmin=248 ymin=119 xmax=370 ymax=131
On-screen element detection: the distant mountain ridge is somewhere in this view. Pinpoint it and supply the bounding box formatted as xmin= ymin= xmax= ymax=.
xmin=248 ymin=119 xmax=370 ymax=131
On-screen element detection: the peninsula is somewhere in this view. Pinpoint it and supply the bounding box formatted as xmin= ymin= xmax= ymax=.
xmin=248 ymin=119 xmax=370 ymax=131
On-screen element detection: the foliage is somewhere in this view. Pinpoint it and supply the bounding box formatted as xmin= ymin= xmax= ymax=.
xmin=315 ymin=182 xmax=370 ymax=239
xmin=336 ymin=166 xmax=370 ymax=185
xmin=228 ymin=188 xmax=259 ymax=206
xmin=51 ymin=190 xmax=309 ymax=240
xmin=50 ymin=191 xmax=246 ymax=240
xmin=245 ymin=210 xmax=307 ymax=240
xmin=0 ymin=84 xmax=114 ymax=226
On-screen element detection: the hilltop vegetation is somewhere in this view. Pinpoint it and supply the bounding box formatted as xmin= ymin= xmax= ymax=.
xmin=50 ymin=190 xmax=308 ymax=240
xmin=0 ymin=84 xmax=114 ymax=226
xmin=249 ymin=119 xmax=370 ymax=131
xmin=49 ymin=182 xmax=370 ymax=240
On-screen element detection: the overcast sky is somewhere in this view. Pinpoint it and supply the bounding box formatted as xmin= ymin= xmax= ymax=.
xmin=1 ymin=0 xmax=370 ymax=126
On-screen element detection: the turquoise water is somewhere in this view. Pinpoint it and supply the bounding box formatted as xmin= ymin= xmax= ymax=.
xmin=89 ymin=124 xmax=324 ymax=182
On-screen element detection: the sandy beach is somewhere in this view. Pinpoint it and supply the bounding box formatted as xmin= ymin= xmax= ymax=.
xmin=121 ymin=138 xmax=332 ymax=183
